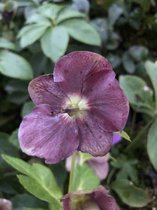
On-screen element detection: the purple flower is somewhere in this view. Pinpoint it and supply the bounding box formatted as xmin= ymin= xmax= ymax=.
xmin=18 ymin=51 xmax=129 ymax=164
xmin=112 ymin=133 xmax=122 ymax=145
xmin=0 ymin=198 xmax=12 ymax=210
xmin=62 ymin=186 xmax=119 ymax=210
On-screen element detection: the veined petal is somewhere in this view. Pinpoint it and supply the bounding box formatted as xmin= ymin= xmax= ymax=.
xmin=18 ymin=104 xmax=79 ymax=164
xmin=88 ymin=156 xmax=109 ymax=180
xmin=28 ymin=74 xmax=67 ymax=111
xmin=84 ymin=75 xmax=129 ymax=132
xmin=53 ymin=51 xmax=114 ymax=94
xmin=91 ymin=186 xmax=120 ymax=210
xmin=77 ymin=115 xmax=113 ymax=156
xmin=62 ymin=186 xmax=119 ymax=210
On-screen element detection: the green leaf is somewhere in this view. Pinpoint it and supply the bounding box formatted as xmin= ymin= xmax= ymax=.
xmin=147 ymin=120 xmax=157 ymax=171
xmin=122 ymin=52 xmax=136 ymax=73
xmin=56 ymin=8 xmax=85 ymax=24
xmin=26 ymin=14 xmax=48 ymax=24
xmin=21 ymin=101 xmax=34 ymax=117
xmin=9 ymin=129 xmax=20 ymax=149
xmin=112 ymin=179 xmax=151 ymax=207
xmin=17 ymin=175 xmax=60 ymax=209
xmin=2 ymin=155 xmax=62 ymax=205
xmin=129 ymin=46 xmax=149 ymax=62
xmin=145 ymin=61 xmax=157 ymax=108
xmin=72 ymin=163 xmax=100 ymax=192
xmin=18 ymin=23 xmax=50 ymax=48
xmin=2 ymin=155 xmax=32 ymax=175
xmin=38 ymin=3 xmax=63 ymax=20
xmin=0 ymin=37 xmax=16 ymax=50
xmin=108 ymin=4 xmax=123 ymax=26
xmin=0 ymin=51 xmax=33 ymax=80
xmin=115 ymin=131 xmax=131 ymax=141
xmin=119 ymin=75 xmax=155 ymax=115
xmin=12 ymin=193 xmax=47 ymax=210
xmin=60 ymin=19 xmax=101 ymax=46
xmin=41 ymin=26 xmax=69 ymax=62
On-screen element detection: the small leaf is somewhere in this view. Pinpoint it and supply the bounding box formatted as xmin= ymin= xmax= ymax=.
xmin=122 ymin=52 xmax=136 ymax=73
xmin=21 ymin=101 xmax=34 ymax=117
xmin=112 ymin=179 xmax=151 ymax=207
xmin=19 ymin=23 xmax=50 ymax=48
xmin=108 ymin=4 xmax=123 ymax=25
xmin=129 ymin=46 xmax=149 ymax=62
xmin=145 ymin=61 xmax=157 ymax=107
xmin=0 ymin=51 xmax=33 ymax=80
xmin=72 ymin=163 xmax=100 ymax=192
xmin=119 ymin=75 xmax=155 ymax=114
xmin=38 ymin=3 xmax=63 ymax=20
xmin=41 ymin=26 xmax=69 ymax=62
xmin=9 ymin=129 xmax=20 ymax=149
xmin=147 ymin=120 xmax=157 ymax=171
xmin=115 ymin=131 xmax=131 ymax=141
xmin=0 ymin=37 xmax=16 ymax=50
xmin=56 ymin=8 xmax=85 ymax=24
xmin=60 ymin=19 xmax=101 ymax=46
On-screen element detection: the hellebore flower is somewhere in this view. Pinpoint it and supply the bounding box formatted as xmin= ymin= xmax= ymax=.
xmin=0 ymin=198 xmax=12 ymax=210
xmin=66 ymin=134 xmax=121 ymax=180
xmin=62 ymin=186 xmax=119 ymax=210
xmin=18 ymin=51 xmax=129 ymax=164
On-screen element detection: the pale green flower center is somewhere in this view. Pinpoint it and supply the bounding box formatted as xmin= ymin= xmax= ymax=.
xmin=71 ymin=195 xmax=100 ymax=210
xmin=63 ymin=94 xmax=89 ymax=118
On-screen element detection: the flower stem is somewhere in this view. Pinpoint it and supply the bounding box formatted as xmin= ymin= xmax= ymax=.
xmin=68 ymin=152 xmax=77 ymax=193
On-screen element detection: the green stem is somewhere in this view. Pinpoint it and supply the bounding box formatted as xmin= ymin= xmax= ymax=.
xmin=68 ymin=152 xmax=77 ymax=193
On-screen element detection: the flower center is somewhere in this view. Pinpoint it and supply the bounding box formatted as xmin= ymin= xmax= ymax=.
xmin=63 ymin=94 xmax=89 ymax=119
xmin=71 ymin=195 xmax=100 ymax=210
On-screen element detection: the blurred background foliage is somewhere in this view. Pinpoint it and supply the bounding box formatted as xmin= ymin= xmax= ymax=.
xmin=0 ymin=0 xmax=157 ymax=209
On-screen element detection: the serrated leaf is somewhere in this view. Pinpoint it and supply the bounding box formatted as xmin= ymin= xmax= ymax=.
xmin=112 ymin=179 xmax=151 ymax=207
xmin=0 ymin=51 xmax=33 ymax=80
xmin=17 ymin=175 xmax=60 ymax=210
xmin=147 ymin=120 xmax=157 ymax=171
xmin=41 ymin=26 xmax=69 ymax=62
xmin=2 ymin=155 xmax=32 ymax=175
xmin=0 ymin=37 xmax=16 ymax=50
xmin=60 ymin=19 xmax=101 ymax=46
xmin=2 ymin=155 xmax=62 ymax=202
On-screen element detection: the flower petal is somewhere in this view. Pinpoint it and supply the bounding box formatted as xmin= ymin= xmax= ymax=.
xmin=18 ymin=104 xmax=79 ymax=164
xmin=28 ymin=74 xmax=67 ymax=111
xmin=88 ymin=156 xmax=109 ymax=180
xmin=77 ymin=115 xmax=113 ymax=156
xmin=91 ymin=186 xmax=120 ymax=210
xmin=53 ymin=51 xmax=114 ymax=94
xmin=112 ymin=133 xmax=121 ymax=145
xmin=62 ymin=186 xmax=119 ymax=210
xmin=84 ymin=74 xmax=129 ymax=131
